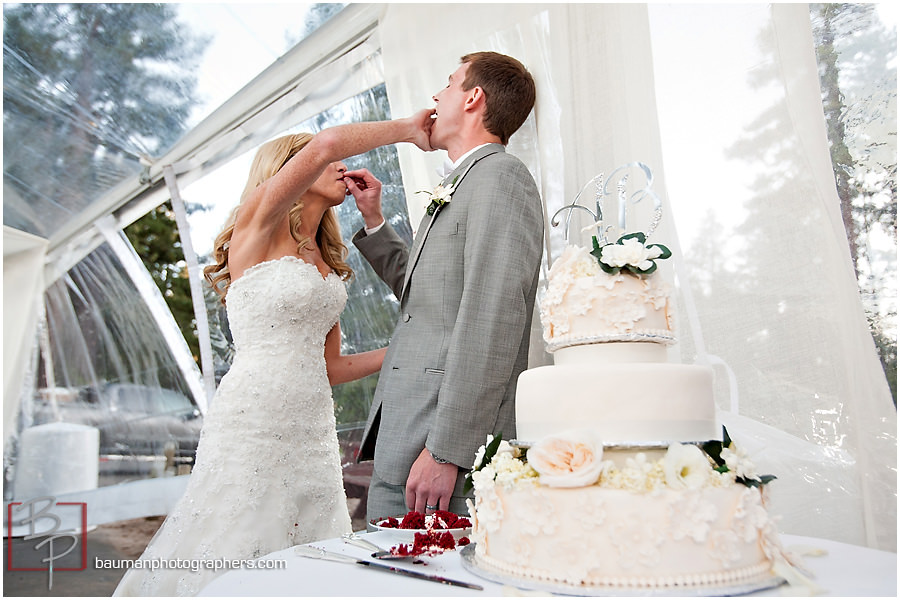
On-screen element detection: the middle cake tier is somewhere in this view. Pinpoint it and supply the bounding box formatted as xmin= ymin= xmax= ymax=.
xmin=515 ymin=362 xmax=717 ymax=444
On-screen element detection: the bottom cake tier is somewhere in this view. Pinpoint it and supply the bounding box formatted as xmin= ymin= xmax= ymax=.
xmin=469 ymin=482 xmax=783 ymax=591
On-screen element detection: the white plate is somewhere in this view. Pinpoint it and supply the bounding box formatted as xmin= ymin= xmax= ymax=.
xmin=369 ymin=514 xmax=472 ymax=543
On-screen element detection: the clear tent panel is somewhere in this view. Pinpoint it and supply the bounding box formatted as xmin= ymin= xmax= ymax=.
xmin=2 ymin=3 xmax=345 ymax=241
xmin=12 ymin=241 xmax=201 ymax=495
xmin=194 ymin=82 xmax=410 ymax=462
xmin=3 ymin=3 xmax=203 ymax=240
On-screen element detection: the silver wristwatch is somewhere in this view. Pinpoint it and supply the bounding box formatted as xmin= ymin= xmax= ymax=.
xmin=429 ymin=450 xmax=451 ymax=464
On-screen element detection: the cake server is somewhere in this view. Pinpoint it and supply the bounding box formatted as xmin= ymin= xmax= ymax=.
xmin=294 ymin=545 xmax=484 ymax=590
xmin=340 ymin=532 xmax=387 ymax=553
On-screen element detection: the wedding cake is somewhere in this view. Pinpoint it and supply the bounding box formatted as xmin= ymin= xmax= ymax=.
xmin=464 ymin=167 xmax=792 ymax=593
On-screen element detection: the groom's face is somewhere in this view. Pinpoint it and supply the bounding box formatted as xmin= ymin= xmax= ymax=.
xmin=430 ymin=62 xmax=470 ymax=150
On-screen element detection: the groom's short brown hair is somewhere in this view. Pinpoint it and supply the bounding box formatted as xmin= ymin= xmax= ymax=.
xmin=460 ymin=52 xmax=536 ymax=145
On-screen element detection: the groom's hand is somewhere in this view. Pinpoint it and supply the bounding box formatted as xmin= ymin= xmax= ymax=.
xmin=344 ymin=169 xmax=384 ymax=230
xmin=406 ymin=448 xmax=458 ymax=514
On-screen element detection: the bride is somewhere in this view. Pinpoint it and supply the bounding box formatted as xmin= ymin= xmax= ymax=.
xmin=114 ymin=111 xmax=434 ymax=596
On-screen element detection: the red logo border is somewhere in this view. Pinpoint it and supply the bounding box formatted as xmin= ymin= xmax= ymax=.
xmin=6 ymin=501 xmax=88 ymax=571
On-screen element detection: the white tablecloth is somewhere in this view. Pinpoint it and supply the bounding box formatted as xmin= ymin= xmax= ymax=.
xmin=199 ymin=531 xmax=897 ymax=597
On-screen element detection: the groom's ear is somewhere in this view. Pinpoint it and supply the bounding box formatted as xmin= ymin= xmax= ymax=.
xmin=464 ymin=86 xmax=486 ymax=113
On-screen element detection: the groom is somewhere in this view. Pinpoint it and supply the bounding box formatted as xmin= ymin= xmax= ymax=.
xmin=350 ymin=52 xmax=544 ymax=520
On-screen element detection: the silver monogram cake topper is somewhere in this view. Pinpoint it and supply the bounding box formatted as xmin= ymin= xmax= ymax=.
xmin=551 ymin=162 xmax=663 ymax=244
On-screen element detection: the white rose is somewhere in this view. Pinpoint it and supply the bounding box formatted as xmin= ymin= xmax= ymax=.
xmin=527 ymin=430 xmax=604 ymax=488
xmin=663 ymin=443 xmax=712 ymax=490
xmin=600 ymin=238 xmax=651 ymax=268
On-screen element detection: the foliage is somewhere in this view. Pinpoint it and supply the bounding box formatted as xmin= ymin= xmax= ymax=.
xmin=4 ymin=3 xmax=209 ymax=390
xmin=810 ymin=3 xmax=897 ymax=402
xmin=3 ymin=3 xmax=209 ymax=238
xmin=701 ymin=427 xmax=776 ymax=488
xmin=286 ymin=3 xmax=347 ymax=48
xmin=124 ymin=202 xmax=199 ymax=363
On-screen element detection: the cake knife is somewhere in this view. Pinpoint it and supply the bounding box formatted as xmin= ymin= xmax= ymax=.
xmin=294 ymin=545 xmax=484 ymax=590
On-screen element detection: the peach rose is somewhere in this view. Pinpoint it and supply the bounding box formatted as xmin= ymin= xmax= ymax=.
xmin=527 ymin=431 xmax=604 ymax=488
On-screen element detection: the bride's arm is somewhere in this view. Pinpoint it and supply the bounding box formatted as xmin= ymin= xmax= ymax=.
xmin=323 ymin=321 xmax=387 ymax=386
xmin=240 ymin=110 xmax=434 ymax=233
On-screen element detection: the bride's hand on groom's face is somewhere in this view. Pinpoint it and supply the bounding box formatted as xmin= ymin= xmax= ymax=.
xmin=407 ymin=108 xmax=436 ymax=152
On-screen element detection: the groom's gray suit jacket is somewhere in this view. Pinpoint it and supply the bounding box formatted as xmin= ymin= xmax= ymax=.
xmin=352 ymin=144 xmax=544 ymax=487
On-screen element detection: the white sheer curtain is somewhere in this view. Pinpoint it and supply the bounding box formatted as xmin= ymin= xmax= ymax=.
xmin=380 ymin=3 xmax=895 ymax=552
xmin=3 ymin=226 xmax=48 ymax=442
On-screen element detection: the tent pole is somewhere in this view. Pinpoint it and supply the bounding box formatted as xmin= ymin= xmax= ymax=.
xmin=163 ymin=166 xmax=217 ymax=408
xmin=93 ymin=216 xmax=207 ymax=414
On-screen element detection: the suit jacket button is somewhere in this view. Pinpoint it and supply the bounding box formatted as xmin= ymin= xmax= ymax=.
xmin=402 ymin=312 xmax=411 ymax=322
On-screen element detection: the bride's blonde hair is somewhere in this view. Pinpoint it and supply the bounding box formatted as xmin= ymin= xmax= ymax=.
xmin=203 ymin=133 xmax=353 ymax=304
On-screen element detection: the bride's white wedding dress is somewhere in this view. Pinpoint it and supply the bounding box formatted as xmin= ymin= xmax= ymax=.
xmin=114 ymin=256 xmax=353 ymax=596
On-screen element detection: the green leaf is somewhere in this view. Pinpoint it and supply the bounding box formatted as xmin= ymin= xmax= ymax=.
xmin=722 ymin=425 xmax=733 ymax=448
xmin=702 ymin=437 xmax=725 ymax=467
xmin=598 ymin=261 xmax=619 ymax=275
xmin=639 ymin=262 xmax=658 ymax=275
xmin=481 ymin=433 xmax=504 ymax=468
xmin=620 ymin=232 xmax=647 ymax=244
xmin=650 ymin=243 xmax=672 ymax=259
xmin=465 ymin=433 xmax=505 ymax=495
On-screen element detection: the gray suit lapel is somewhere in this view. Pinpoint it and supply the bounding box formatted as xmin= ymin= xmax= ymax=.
xmin=400 ymin=144 xmax=504 ymax=303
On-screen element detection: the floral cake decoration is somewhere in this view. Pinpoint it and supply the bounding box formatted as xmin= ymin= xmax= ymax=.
xmin=590 ymin=231 xmax=672 ymax=277
xmin=550 ymin=162 xmax=673 ymax=278
xmin=468 ymin=426 xmax=774 ymax=493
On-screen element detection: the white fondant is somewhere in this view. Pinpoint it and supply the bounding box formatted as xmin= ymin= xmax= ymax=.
xmin=540 ymin=246 xmax=674 ymax=352
xmin=515 ymin=363 xmax=717 ymax=443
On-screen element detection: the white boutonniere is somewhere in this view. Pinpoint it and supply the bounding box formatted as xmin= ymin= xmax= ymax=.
xmin=419 ymin=176 xmax=458 ymax=216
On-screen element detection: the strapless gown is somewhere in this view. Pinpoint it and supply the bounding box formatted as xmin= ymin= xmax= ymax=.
xmin=114 ymin=256 xmax=353 ymax=596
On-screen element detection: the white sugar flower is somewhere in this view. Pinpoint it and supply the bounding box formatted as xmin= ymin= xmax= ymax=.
xmin=496 ymin=439 xmax=515 ymax=458
xmin=473 ymin=435 xmax=493 ymax=468
xmin=721 ymin=445 xmax=760 ymax=481
xmin=663 ymin=443 xmax=712 ymax=490
xmin=471 ymin=464 xmax=497 ymax=490
xmin=600 ymin=237 xmax=655 ymax=270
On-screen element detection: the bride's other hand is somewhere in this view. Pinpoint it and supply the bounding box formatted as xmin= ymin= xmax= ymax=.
xmin=344 ymin=169 xmax=384 ymax=230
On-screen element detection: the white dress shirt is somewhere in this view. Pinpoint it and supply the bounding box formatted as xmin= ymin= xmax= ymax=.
xmin=364 ymin=144 xmax=492 ymax=235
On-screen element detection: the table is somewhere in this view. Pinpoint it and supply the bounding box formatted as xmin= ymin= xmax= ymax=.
xmin=199 ymin=531 xmax=897 ymax=597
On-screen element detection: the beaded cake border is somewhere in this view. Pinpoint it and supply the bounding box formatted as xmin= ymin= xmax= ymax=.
xmin=546 ymin=330 xmax=676 ymax=353
xmin=461 ymin=545 xmax=782 ymax=596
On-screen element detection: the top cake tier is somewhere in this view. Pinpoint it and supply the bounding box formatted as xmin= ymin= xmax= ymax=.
xmin=541 ymin=245 xmax=675 ymax=353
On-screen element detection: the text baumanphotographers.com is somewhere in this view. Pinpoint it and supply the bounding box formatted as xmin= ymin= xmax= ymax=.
xmin=95 ymin=557 xmax=287 ymax=573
